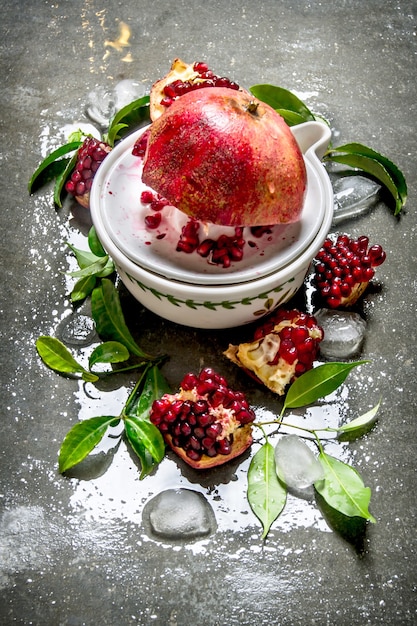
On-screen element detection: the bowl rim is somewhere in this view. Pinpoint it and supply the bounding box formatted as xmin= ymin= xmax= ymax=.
xmin=92 ymin=181 xmax=333 ymax=299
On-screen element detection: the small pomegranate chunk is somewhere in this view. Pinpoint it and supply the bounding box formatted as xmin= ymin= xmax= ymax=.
xmin=149 ymin=58 xmax=240 ymax=121
xmin=224 ymin=309 xmax=324 ymax=396
xmin=313 ymin=234 xmax=387 ymax=308
xmin=65 ymin=137 xmax=111 ymax=209
xmin=149 ymin=368 xmax=256 ymax=469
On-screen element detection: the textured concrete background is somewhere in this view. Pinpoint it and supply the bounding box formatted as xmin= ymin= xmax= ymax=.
xmin=0 ymin=1 xmax=416 ymax=624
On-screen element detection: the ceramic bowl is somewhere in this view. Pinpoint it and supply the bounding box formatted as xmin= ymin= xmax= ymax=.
xmin=90 ymin=120 xmax=333 ymax=329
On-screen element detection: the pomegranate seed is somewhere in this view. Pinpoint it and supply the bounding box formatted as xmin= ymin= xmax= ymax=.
xmin=217 ymin=438 xmax=232 ymax=455
xmin=193 ymin=61 xmax=209 ymax=73
xmin=368 ymin=244 xmax=386 ymax=266
xmin=141 ymin=190 xmax=155 ymax=204
xmin=144 ymin=212 xmax=162 ymax=229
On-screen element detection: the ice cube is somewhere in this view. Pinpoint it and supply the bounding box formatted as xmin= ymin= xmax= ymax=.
xmin=274 ymin=435 xmax=324 ymax=490
xmin=330 ymin=174 xmax=381 ymax=225
xmin=86 ymin=86 xmax=116 ymax=128
xmin=113 ymin=79 xmax=148 ymax=110
xmin=56 ymin=313 xmax=98 ymax=347
xmin=315 ymin=308 xmax=367 ymax=360
xmin=144 ymin=489 xmax=217 ymax=540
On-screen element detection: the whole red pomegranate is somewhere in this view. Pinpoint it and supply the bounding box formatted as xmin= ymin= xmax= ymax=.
xmin=141 ymin=87 xmax=307 ymax=227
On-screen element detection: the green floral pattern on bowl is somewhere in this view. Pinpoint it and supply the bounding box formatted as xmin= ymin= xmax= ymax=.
xmin=125 ymin=272 xmax=297 ymax=318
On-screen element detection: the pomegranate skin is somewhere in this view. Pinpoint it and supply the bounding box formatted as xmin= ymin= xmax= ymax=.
xmin=141 ymin=88 xmax=307 ymax=227
xmin=165 ymin=425 xmax=253 ymax=470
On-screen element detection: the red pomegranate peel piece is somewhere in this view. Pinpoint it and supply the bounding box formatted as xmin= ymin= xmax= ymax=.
xmin=141 ymin=87 xmax=307 ymax=227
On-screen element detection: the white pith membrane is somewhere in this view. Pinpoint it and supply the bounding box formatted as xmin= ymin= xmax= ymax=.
xmin=150 ymin=59 xmax=202 ymax=120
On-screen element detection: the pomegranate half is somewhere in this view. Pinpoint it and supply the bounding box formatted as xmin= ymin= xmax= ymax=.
xmin=141 ymin=87 xmax=307 ymax=227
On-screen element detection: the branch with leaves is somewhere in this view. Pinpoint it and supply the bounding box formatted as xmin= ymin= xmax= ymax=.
xmin=36 ymin=266 xmax=380 ymax=539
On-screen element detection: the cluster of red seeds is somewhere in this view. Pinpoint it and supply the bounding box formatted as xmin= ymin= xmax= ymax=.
xmin=150 ymin=368 xmax=255 ymax=463
xmin=140 ymin=187 xmax=268 ymax=267
xmin=65 ymin=137 xmax=111 ymax=199
xmin=132 ymin=129 xmax=150 ymax=158
xmin=253 ymin=309 xmax=324 ymax=376
xmin=140 ymin=189 xmax=170 ymax=229
xmin=160 ymin=62 xmax=240 ymax=109
xmin=314 ymin=235 xmax=386 ymax=308
xmin=177 ymin=220 xmax=245 ymax=267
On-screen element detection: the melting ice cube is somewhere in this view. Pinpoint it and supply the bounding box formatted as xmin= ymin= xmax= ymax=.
xmin=144 ymin=489 xmax=217 ymax=541
xmin=55 ymin=313 xmax=98 ymax=347
xmin=274 ymin=435 xmax=324 ymax=490
xmin=331 ymin=174 xmax=381 ymax=225
xmin=315 ymin=308 xmax=367 ymax=360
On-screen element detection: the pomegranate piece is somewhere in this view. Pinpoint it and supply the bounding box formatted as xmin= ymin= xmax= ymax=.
xmin=65 ymin=137 xmax=111 ymax=209
xmin=149 ymin=368 xmax=256 ymax=469
xmin=149 ymin=58 xmax=240 ymax=121
xmin=224 ymin=309 xmax=324 ymax=396
xmin=313 ymin=234 xmax=387 ymax=308
xmin=141 ymin=87 xmax=307 ymax=227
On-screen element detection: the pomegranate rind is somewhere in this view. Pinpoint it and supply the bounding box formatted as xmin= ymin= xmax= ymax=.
xmin=339 ymin=281 xmax=369 ymax=307
xmin=149 ymin=58 xmax=201 ymax=121
xmin=75 ymin=192 xmax=90 ymax=209
xmin=164 ymin=424 xmax=253 ymax=469
xmin=142 ymin=87 xmax=307 ymax=227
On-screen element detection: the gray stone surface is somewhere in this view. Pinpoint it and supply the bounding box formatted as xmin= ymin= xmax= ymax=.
xmin=0 ymin=0 xmax=416 ymax=624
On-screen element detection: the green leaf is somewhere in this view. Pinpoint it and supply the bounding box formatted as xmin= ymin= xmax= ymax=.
xmin=67 ymin=255 xmax=109 ymax=278
xmin=249 ymin=84 xmax=316 ymax=125
xmin=36 ymin=336 xmax=98 ymax=382
xmin=88 ymin=226 xmax=107 ymax=257
xmin=337 ymin=400 xmax=380 ymax=441
xmin=283 ymin=361 xmax=369 ymax=411
xmin=67 ymin=243 xmax=101 ymax=269
xmin=106 ymin=95 xmax=150 ymax=146
xmin=53 ymin=151 xmax=78 ymax=207
xmin=70 ymin=275 xmax=97 ymax=302
xmin=247 ymin=442 xmax=287 ymax=539
xmin=324 ymin=143 xmax=407 ymax=215
xmin=89 ymin=341 xmax=130 ymax=369
xmin=28 ymin=158 xmax=70 ymax=195
xmin=58 ymin=415 xmax=117 ymax=473
xmin=96 ymin=259 xmax=115 ymax=278
xmin=275 ymin=109 xmax=312 ymax=127
xmin=28 ymin=141 xmax=82 ymax=193
xmin=124 ymin=415 xmax=166 ymax=463
xmin=315 ymin=453 xmax=376 ymax=523
xmin=125 ymin=364 xmax=171 ymax=419
xmin=91 ymin=279 xmax=154 ymax=360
